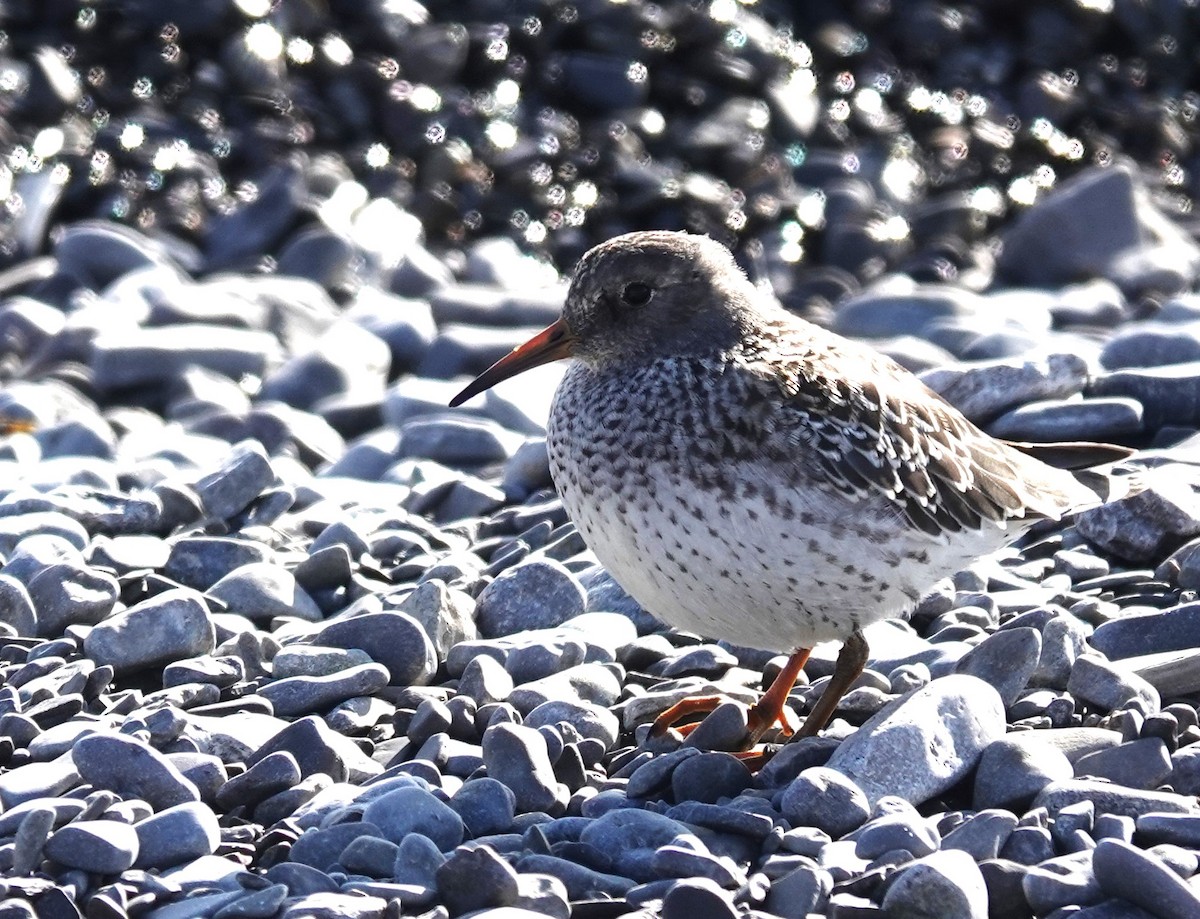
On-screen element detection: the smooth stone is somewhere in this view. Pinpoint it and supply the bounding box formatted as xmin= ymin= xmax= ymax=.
xmin=941 ymin=809 xmax=1019 ymax=861
xmin=163 ymin=536 xmax=272 ymax=590
xmin=1067 ymin=654 xmax=1160 ymax=717
xmin=395 ymin=579 xmax=478 ymax=659
xmin=434 ymin=843 xmax=521 ymax=915
xmin=1021 ymin=849 xmax=1102 ymax=914
xmin=44 ymin=819 xmax=139 ymax=873
xmin=1034 ymin=779 xmax=1200 ymax=818
xmin=1092 ymin=838 xmax=1200 ymax=919
xmin=257 ymin=663 xmax=390 ymax=717
xmin=449 ymin=777 xmax=517 ymax=837
xmin=482 ymin=722 xmax=563 ymax=815
xmin=1136 ymin=814 xmax=1200 ymax=847
xmin=881 ymin=849 xmax=988 ymax=919
xmin=362 ymin=785 xmax=465 ymax=851
xmin=189 ymin=439 xmax=276 ymax=520
xmin=763 ymin=862 xmax=832 ymax=919
xmin=207 ymin=563 xmax=322 ymax=623
xmin=988 ymin=397 xmax=1144 ymax=442
xmin=476 ymin=559 xmax=588 ymax=638
xmin=133 ymin=801 xmax=220 ymax=869
xmin=216 ymin=751 xmax=301 ymax=810
xmin=955 ymin=627 xmax=1042 ymax=707
xmin=315 ymin=611 xmax=437 ymax=686
xmin=661 ymin=877 xmax=738 ymax=919
xmin=781 ymin=767 xmax=871 ymax=839
xmin=1073 ymin=738 xmax=1172 ymax=790
xmin=1075 ymin=473 xmax=1200 ymax=564
xmin=92 ymin=324 xmax=282 ymax=390
xmin=920 ymin=353 xmax=1088 ymax=423
xmin=1091 ymin=602 xmax=1200 ymax=660
xmin=84 ymin=587 xmax=214 ymax=675
xmin=289 ymin=821 xmax=385 ymax=872
xmin=578 ymin=808 xmax=698 ymax=883
xmin=523 ymin=699 xmax=619 ymax=750
xmin=973 ymin=735 xmax=1074 ymax=811
xmin=826 ymin=674 xmax=1005 ymax=805
xmin=72 ymin=732 xmax=200 ymax=810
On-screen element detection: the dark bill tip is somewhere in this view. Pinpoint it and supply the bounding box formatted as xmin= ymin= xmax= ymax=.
xmin=449 ymin=317 xmax=576 ymax=407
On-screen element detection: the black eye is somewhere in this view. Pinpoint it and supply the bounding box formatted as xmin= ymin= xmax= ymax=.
xmin=620 ymin=282 xmax=654 ymax=307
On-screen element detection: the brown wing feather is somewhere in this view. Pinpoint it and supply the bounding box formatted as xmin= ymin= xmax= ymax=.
xmin=737 ymin=319 xmax=1101 ymax=537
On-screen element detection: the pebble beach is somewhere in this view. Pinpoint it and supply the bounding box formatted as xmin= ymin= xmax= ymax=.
xmin=1 ymin=2 xmax=1200 ymax=918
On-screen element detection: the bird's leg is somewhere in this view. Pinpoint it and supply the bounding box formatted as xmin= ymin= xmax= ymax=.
xmin=744 ymin=645 xmax=811 ymax=744
xmin=649 ymin=647 xmax=811 ymax=748
xmin=796 ymin=628 xmax=869 ymax=738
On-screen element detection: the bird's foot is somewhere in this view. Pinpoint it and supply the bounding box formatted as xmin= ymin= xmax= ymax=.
xmin=649 ymin=693 xmax=799 ymax=752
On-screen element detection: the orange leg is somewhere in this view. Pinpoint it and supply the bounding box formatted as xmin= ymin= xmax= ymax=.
xmin=649 ymin=646 xmax=812 ymax=749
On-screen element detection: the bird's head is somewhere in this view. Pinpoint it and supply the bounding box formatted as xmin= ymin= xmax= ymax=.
xmin=450 ymin=230 xmax=758 ymax=406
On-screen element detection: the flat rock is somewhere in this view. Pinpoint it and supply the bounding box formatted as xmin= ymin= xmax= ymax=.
xmin=826 ymin=674 xmax=1006 ymax=805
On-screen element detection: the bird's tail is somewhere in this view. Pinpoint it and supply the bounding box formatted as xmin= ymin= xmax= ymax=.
xmin=1006 ymin=439 xmax=1140 ymax=509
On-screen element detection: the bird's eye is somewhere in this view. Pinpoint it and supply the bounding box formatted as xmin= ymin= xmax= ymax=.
xmin=620 ymin=282 xmax=654 ymax=307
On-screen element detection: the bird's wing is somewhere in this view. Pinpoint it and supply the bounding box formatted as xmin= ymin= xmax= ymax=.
xmin=733 ymin=332 xmax=1090 ymax=537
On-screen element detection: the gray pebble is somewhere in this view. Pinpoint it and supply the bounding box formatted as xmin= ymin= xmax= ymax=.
xmin=881 ymin=849 xmax=988 ymax=919
xmin=457 ymin=654 xmax=514 ymax=707
xmin=398 ymin=415 xmax=519 ymax=466
xmin=362 ymin=784 xmax=465 ymax=850
xmin=316 ymin=611 xmax=437 ymax=686
xmin=1091 ymin=601 xmax=1200 ymax=660
xmin=258 ymin=662 xmax=390 ymax=717
xmin=781 ymin=767 xmax=870 ymax=839
xmin=133 ymin=801 xmax=220 ymax=869
xmin=973 ymin=735 xmax=1073 ymax=811
xmin=524 ymin=699 xmax=618 ymax=750
xmin=826 ymin=674 xmax=1005 ymax=806
xmin=1067 ymin=654 xmax=1160 ymax=717
xmin=1136 ymin=813 xmax=1200 ymax=848
xmin=190 ymin=439 xmax=276 ymax=520
xmin=72 ymin=731 xmax=199 ymax=810
xmin=670 ymin=752 xmax=752 ymax=805
xmin=854 ymin=805 xmax=940 ymax=860
xmin=661 ymin=877 xmax=738 ymax=919
xmin=920 ymin=352 xmax=1088 ymax=423
xmin=1021 ymin=850 xmax=1102 ymax=915
xmin=395 ymin=579 xmax=478 ymax=659
xmin=391 ymin=831 xmax=445 ymax=887
xmin=207 ymin=563 xmax=322 ymax=623
xmin=449 ymin=777 xmax=516 ymax=837
xmin=92 ymin=319 xmax=282 ymax=388
xmin=288 ymin=821 xmax=384 ymax=871
xmin=476 ymin=559 xmax=587 ymax=638
xmin=434 ymin=843 xmax=521 ymax=915
xmin=1075 ymin=473 xmax=1200 ymax=563
xmin=763 ymin=863 xmax=832 ymax=919
xmin=579 ymin=807 xmax=696 ymax=882
xmin=988 ymin=397 xmax=1144 ymax=442
xmin=482 ymin=722 xmax=564 ymax=815
xmin=941 ymin=809 xmax=1018 ymax=860
xmin=1035 ymin=779 xmax=1200 ymax=818
xmin=1073 ymin=737 xmax=1172 ymax=790
xmin=216 ymin=751 xmax=301 ymax=810
xmin=955 ymin=626 xmax=1042 ymax=707
xmin=163 ymin=536 xmax=271 ymax=590
xmin=84 ymin=587 xmax=214 ymax=675
xmin=1092 ymin=838 xmax=1200 ymax=919
xmin=44 ymin=819 xmax=139 ymax=873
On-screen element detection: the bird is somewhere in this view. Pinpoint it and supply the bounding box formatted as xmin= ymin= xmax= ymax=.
xmin=450 ymin=230 xmax=1129 ymax=750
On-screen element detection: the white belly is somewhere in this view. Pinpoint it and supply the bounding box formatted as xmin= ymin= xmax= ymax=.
xmin=553 ymin=458 xmax=1019 ymax=652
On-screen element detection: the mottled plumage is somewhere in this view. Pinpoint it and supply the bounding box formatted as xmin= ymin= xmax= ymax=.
xmin=453 ymin=230 xmax=1125 ymax=743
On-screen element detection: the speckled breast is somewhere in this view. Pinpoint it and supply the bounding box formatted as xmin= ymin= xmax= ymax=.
xmin=545 ymin=358 xmax=1010 ymax=652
